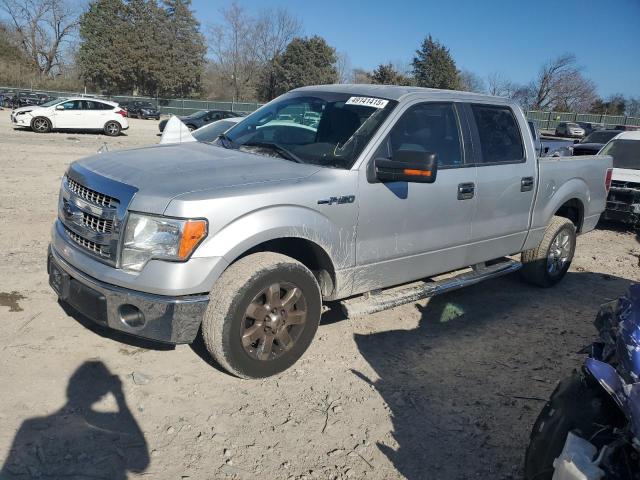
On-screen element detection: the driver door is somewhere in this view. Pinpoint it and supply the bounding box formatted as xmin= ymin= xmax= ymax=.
xmin=53 ymin=100 xmax=82 ymax=128
xmin=353 ymin=101 xmax=477 ymax=294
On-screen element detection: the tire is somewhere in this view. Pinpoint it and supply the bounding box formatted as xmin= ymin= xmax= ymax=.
xmin=524 ymin=370 xmax=624 ymax=480
xmin=31 ymin=116 xmax=51 ymax=133
xmin=521 ymin=216 xmax=576 ymax=287
xmin=201 ymin=252 xmax=322 ymax=379
xmin=104 ymin=121 xmax=121 ymax=137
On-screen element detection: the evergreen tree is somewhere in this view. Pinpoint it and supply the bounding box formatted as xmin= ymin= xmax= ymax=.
xmin=159 ymin=0 xmax=206 ymax=96
xmin=370 ymin=63 xmax=409 ymax=85
xmin=78 ymin=0 xmax=133 ymax=93
xmin=262 ymin=36 xmax=337 ymax=100
xmin=78 ymin=0 xmax=205 ymax=96
xmin=412 ymin=35 xmax=460 ymax=90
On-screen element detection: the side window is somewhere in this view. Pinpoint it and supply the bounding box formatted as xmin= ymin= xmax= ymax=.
xmin=61 ymin=100 xmax=81 ymax=110
xmin=375 ymin=102 xmax=464 ymax=167
xmin=471 ymin=104 xmax=524 ymax=164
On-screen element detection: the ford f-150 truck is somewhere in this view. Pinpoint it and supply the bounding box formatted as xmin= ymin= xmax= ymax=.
xmin=48 ymin=85 xmax=613 ymax=378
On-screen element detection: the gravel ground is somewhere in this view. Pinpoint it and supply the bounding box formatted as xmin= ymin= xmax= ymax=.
xmin=0 ymin=114 xmax=639 ymax=480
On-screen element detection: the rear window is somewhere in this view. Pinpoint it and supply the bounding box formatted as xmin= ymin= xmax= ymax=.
xmin=471 ymin=104 xmax=524 ymax=163
xmin=583 ymin=130 xmax=619 ymax=144
xmin=601 ymin=140 xmax=640 ymax=170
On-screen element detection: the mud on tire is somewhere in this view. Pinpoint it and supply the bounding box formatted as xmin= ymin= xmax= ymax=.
xmin=521 ymin=215 xmax=576 ymax=287
xmin=201 ymin=252 xmax=322 ymax=379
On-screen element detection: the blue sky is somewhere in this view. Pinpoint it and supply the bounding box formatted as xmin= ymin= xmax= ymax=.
xmin=192 ymin=0 xmax=640 ymax=98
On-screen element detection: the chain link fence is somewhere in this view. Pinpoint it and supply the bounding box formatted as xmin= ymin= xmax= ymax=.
xmin=0 ymin=86 xmax=263 ymax=116
xmin=3 ymin=85 xmax=639 ymax=129
xmin=526 ymin=110 xmax=640 ymax=131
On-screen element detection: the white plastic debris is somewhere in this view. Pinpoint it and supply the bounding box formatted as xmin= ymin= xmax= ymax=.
xmin=552 ymin=432 xmax=605 ymax=480
xmin=159 ymin=115 xmax=196 ymax=145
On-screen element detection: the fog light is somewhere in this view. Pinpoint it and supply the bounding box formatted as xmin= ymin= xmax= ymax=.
xmin=119 ymin=304 xmax=145 ymax=328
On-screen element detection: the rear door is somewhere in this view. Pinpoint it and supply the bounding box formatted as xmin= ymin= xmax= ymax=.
xmin=464 ymin=103 xmax=536 ymax=264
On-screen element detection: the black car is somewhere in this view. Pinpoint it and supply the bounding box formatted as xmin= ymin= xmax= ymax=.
xmin=572 ymin=129 xmax=623 ymax=156
xmin=576 ymin=121 xmax=604 ymax=136
xmin=126 ymin=101 xmax=160 ymax=120
xmin=158 ymin=110 xmax=241 ymax=132
xmin=8 ymin=92 xmax=43 ymax=108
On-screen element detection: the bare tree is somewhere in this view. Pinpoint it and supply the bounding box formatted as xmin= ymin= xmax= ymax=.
xmin=208 ymin=2 xmax=301 ymax=101
xmin=335 ymin=51 xmax=351 ymax=83
xmin=253 ymin=7 xmax=301 ymax=64
xmin=208 ymin=1 xmax=258 ymax=101
xmin=486 ymin=71 xmax=516 ymax=97
xmin=0 ymin=0 xmax=78 ymax=76
xmin=459 ymin=70 xmax=485 ymax=93
xmin=529 ymin=53 xmax=597 ymax=112
xmin=351 ymin=67 xmax=372 ymax=84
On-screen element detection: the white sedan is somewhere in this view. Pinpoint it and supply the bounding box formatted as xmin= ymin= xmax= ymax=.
xmin=10 ymin=97 xmax=129 ymax=136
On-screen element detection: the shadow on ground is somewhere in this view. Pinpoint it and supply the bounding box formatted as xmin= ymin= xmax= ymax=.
xmin=353 ymin=271 xmax=633 ymax=479
xmin=1 ymin=361 xmax=149 ymax=479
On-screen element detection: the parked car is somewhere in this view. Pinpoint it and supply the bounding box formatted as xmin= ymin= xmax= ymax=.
xmin=614 ymin=124 xmax=640 ymax=132
xmin=126 ymin=101 xmax=160 ymax=120
xmin=600 ymin=131 xmax=640 ymax=226
xmin=7 ymin=92 xmax=42 ymax=108
xmin=47 ymin=85 xmax=611 ymax=379
xmin=555 ymin=121 xmax=585 ymax=138
xmin=576 ymin=121 xmax=604 ymax=135
xmin=191 ymin=117 xmax=242 ymax=143
xmin=158 ymin=110 xmax=241 ymax=132
xmin=525 ymin=285 xmax=640 ymax=479
xmin=10 ymin=97 xmax=128 ymax=136
xmin=572 ymin=129 xmax=623 ymax=156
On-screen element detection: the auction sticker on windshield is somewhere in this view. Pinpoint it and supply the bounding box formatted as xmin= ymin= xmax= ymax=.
xmin=345 ymin=97 xmax=389 ymax=109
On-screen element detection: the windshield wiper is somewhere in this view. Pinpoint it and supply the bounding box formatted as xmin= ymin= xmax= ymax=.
xmin=242 ymin=141 xmax=303 ymax=163
xmin=216 ymin=133 xmax=237 ymax=149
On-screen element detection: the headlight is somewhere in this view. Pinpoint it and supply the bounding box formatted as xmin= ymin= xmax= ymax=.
xmin=121 ymin=213 xmax=207 ymax=272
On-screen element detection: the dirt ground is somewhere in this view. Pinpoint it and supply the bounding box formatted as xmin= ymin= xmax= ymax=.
xmin=0 ymin=113 xmax=639 ymax=480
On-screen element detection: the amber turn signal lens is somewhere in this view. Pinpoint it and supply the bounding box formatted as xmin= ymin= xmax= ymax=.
xmin=403 ymin=169 xmax=432 ymax=177
xmin=178 ymin=220 xmax=207 ymax=259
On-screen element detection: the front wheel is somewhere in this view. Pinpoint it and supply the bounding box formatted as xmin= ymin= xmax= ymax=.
xmin=201 ymin=252 xmax=322 ymax=379
xmin=524 ymin=370 xmax=625 ymax=480
xmin=31 ymin=117 xmax=51 ymax=133
xmin=104 ymin=121 xmax=121 ymax=137
xmin=521 ymin=216 xmax=576 ymax=287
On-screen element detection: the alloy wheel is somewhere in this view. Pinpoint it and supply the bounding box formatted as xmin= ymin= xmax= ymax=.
xmin=241 ymin=282 xmax=307 ymax=361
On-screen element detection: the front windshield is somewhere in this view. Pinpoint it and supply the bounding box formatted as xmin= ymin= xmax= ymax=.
xmin=582 ymin=130 xmax=619 ymax=143
xmin=41 ymin=98 xmax=65 ymax=107
xmin=601 ymin=140 xmax=640 ymax=169
xmin=219 ymin=91 xmax=397 ymax=169
xmin=193 ymin=119 xmax=237 ymax=143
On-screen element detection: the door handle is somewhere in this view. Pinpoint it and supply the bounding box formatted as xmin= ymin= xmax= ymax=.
xmin=457 ymin=182 xmax=475 ymax=200
xmin=521 ymin=176 xmax=534 ymax=192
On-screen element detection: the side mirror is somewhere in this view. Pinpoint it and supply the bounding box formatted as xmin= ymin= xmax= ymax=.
xmin=573 ymin=139 xmax=580 ymax=144
xmin=369 ymin=150 xmax=438 ymax=183
xmin=544 ymin=146 xmax=550 ymax=154
xmin=55 ymin=105 xmax=65 ymax=111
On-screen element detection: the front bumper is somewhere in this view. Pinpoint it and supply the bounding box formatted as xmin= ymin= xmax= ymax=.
xmin=48 ymin=245 xmax=208 ymax=344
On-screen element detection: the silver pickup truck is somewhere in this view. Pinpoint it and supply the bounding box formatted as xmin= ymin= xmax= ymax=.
xmin=48 ymin=85 xmax=612 ymax=378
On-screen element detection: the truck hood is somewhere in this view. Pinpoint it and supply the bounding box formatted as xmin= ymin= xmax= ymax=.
xmin=72 ymin=142 xmax=321 ymax=214
xmin=12 ymin=105 xmax=43 ymax=115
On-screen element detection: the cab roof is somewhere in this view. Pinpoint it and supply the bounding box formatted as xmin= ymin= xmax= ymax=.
xmin=291 ymin=83 xmax=515 ymax=105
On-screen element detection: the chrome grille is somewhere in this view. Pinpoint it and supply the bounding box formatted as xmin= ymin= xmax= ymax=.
xmin=82 ymin=211 xmax=113 ymax=233
xmin=67 ymin=177 xmax=117 ymax=208
xmin=64 ymin=226 xmax=109 ymax=257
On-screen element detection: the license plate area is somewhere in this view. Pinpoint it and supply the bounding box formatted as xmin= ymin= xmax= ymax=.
xmin=48 ymin=255 xmax=70 ymax=299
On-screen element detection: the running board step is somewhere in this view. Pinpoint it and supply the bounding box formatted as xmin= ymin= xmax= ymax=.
xmin=340 ymin=259 xmax=522 ymax=318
